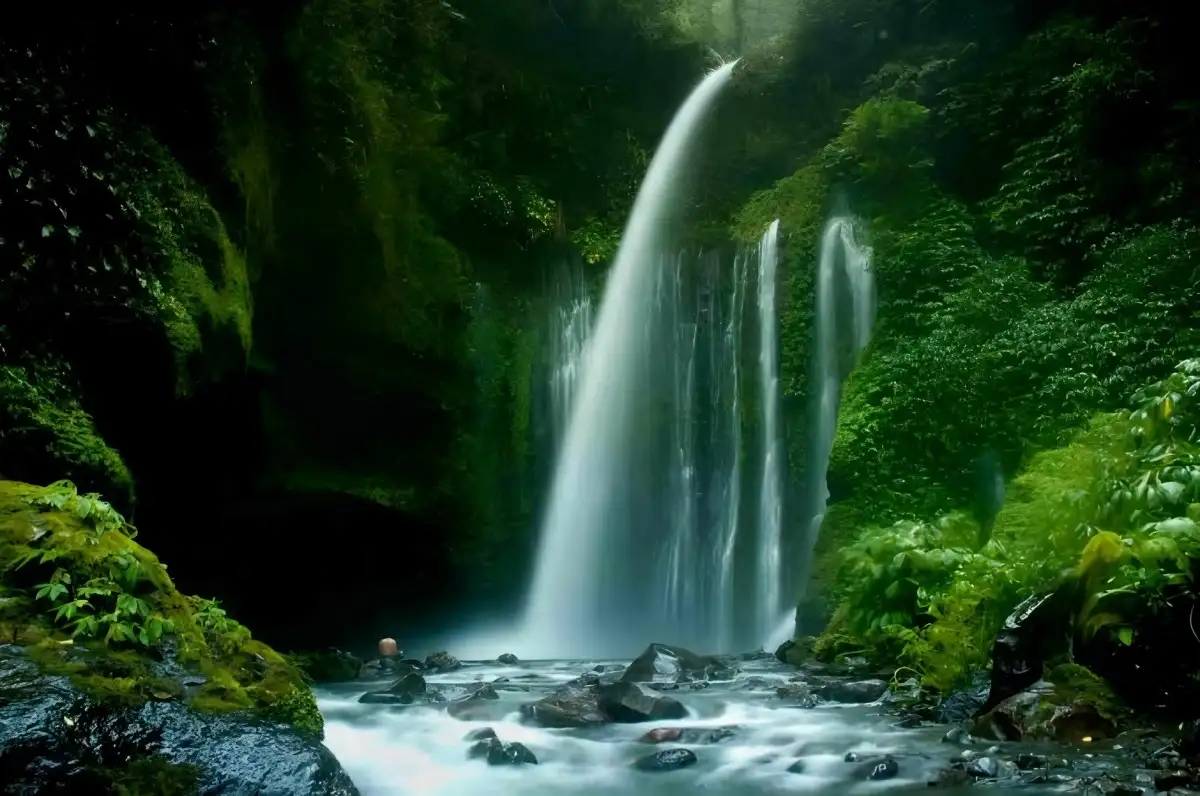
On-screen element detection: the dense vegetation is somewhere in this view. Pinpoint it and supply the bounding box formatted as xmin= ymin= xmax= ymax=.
xmin=1 ymin=0 xmax=1198 ymax=723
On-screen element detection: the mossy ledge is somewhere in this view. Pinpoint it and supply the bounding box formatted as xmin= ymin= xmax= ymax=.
xmin=0 ymin=479 xmax=322 ymax=739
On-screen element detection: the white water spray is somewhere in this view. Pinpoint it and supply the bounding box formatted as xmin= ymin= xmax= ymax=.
xmin=520 ymin=62 xmax=739 ymax=658
xmin=755 ymin=220 xmax=783 ymax=642
xmin=795 ymin=217 xmax=875 ymax=612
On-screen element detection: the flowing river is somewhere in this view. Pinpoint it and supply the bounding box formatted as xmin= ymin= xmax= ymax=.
xmin=315 ymin=653 xmax=1139 ymax=796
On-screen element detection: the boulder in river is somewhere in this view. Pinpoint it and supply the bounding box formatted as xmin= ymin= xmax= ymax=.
xmin=497 ymin=653 xmax=519 ymax=664
xmin=817 ymin=679 xmax=888 ymax=704
xmin=633 ymin=748 xmax=698 ymax=772
xmin=520 ymin=688 xmax=608 ymax=728
xmin=597 ymin=681 xmax=688 ymax=723
xmin=425 ymin=651 xmax=463 ymax=673
xmin=467 ymin=736 xmax=538 ymax=766
xmin=621 ymin=643 xmax=734 ymax=683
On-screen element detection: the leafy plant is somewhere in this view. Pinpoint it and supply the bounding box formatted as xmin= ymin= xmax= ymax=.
xmin=26 ymin=480 xmax=134 ymax=538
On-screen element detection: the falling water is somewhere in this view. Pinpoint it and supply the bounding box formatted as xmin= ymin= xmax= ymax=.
xmin=795 ymin=216 xmax=875 ymax=608
xmin=547 ymin=268 xmax=593 ymax=445
xmin=714 ymin=250 xmax=748 ymax=652
xmin=755 ymin=220 xmax=783 ymax=642
xmin=520 ymin=62 xmax=739 ymax=658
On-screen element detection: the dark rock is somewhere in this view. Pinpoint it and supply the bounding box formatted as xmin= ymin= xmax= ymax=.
xmin=977 ymin=591 xmax=1071 ymax=716
xmin=647 ymin=682 xmax=680 ymax=691
xmin=928 ymin=768 xmax=972 ymax=787
xmin=467 ymin=737 xmax=538 ymax=766
xmin=966 ymin=756 xmax=1017 ymax=779
xmin=0 ymin=645 xmax=357 ymax=795
xmin=638 ymin=726 xmax=737 ymax=745
xmin=446 ymin=686 xmax=503 ymax=720
xmin=937 ymin=670 xmax=990 ymax=723
xmin=941 ymin=727 xmax=973 ymax=744
xmin=357 ymin=692 xmax=415 ymax=705
xmin=774 ymin=639 xmax=796 ymax=664
xmin=597 ymin=681 xmax=687 ymax=723
xmin=786 ymin=758 xmax=806 ymax=774
xmin=1016 ymin=753 xmax=1046 ymax=770
xmin=292 ymin=649 xmax=362 ymax=684
xmin=859 ymin=757 xmax=899 ymax=780
xmin=688 ymin=681 xmax=709 ymax=690
xmin=970 ymin=679 xmax=1118 ymax=743
xmin=817 ymin=679 xmax=888 ymax=704
xmin=520 ymin=689 xmax=607 ymax=728
xmin=424 ymin=651 xmax=462 ymax=673
xmin=622 ymin=643 xmax=731 ymax=683
xmin=593 ymin=664 xmax=625 ymax=673
xmin=463 ymin=727 xmax=497 ymax=742
xmin=497 ymin=653 xmax=519 ymax=665
xmin=1154 ymin=770 xmax=1192 ymax=791
xmin=633 ymin=748 xmax=698 ymax=772
xmin=387 ymin=672 xmax=427 ymax=696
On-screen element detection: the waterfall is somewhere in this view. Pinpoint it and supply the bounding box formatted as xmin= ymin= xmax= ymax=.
xmin=795 ymin=216 xmax=875 ymax=611
xmin=755 ymin=220 xmax=783 ymax=642
xmin=520 ymin=62 xmax=739 ymax=658
xmin=548 ymin=267 xmax=593 ymax=446
xmin=714 ymin=249 xmax=747 ymax=652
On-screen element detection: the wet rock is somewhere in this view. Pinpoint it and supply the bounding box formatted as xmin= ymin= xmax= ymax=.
xmin=965 ymin=756 xmax=1017 ymax=779
xmin=941 ymin=727 xmax=973 ymax=745
xmin=735 ymin=676 xmax=773 ymax=691
xmin=937 ymin=670 xmax=990 ymax=723
xmin=638 ymin=726 xmax=737 ymax=745
xmin=424 ymin=651 xmax=462 ymax=673
xmin=388 ymin=672 xmax=427 ymax=696
xmin=597 ymin=681 xmax=687 ymax=723
xmin=817 ymin=679 xmax=888 ymax=704
xmin=775 ymin=636 xmax=814 ymax=667
xmin=971 ymin=676 xmax=1118 ymax=743
xmin=497 ymin=653 xmax=519 ymax=665
xmin=776 ymin=682 xmax=813 ymax=700
xmin=292 ymin=648 xmax=363 ymax=683
xmin=978 ymin=591 xmax=1071 ymax=716
xmin=688 ymin=681 xmax=709 ymax=690
xmin=858 ymin=756 xmax=899 ymax=780
xmin=467 ymin=737 xmax=538 ymax=766
xmin=622 ymin=643 xmax=730 ymax=684
xmin=358 ymin=691 xmax=415 ymax=705
xmin=928 ymin=767 xmax=972 ymax=787
xmin=463 ymin=727 xmax=497 ymax=742
xmin=633 ymin=748 xmax=698 ymax=772
xmin=1154 ymin=770 xmax=1193 ymax=791
xmin=647 ymin=682 xmax=680 ymax=691
xmin=0 ymin=646 xmax=358 ymax=795
xmin=786 ymin=758 xmax=807 ymax=774
xmin=593 ymin=664 xmax=625 ymax=673
xmin=520 ymin=689 xmax=607 ymax=728
xmin=638 ymin=727 xmax=683 ymax=743
xmin=446 ymin=686 xmax=503 ymax=720
xmin=1016 ymin=753 xmax=1046 ymax=770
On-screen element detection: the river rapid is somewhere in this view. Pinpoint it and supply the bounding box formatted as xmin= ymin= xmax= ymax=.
xmin=315 ymin=651 xmax=1150 ymax=796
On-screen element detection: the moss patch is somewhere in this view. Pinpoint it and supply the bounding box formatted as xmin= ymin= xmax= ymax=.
xmin=0 ymin=479 xmax=322 ymax=739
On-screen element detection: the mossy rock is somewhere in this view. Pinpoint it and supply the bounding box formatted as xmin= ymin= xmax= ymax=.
xmin=0 ymin=479 xmax=322 ymax=739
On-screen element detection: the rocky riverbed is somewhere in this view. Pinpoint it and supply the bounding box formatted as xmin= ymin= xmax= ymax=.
xmin=314 ymin=644 xmax=1197 ymax=795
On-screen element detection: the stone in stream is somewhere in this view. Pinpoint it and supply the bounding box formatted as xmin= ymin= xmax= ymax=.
xmin=497 ymin=653 xmax=519 ymax=664
xmin=817 ymin=679 xmax=888 ymax=703
xmin=621 ymin=643 xmax=734 ymax=683
xmin=786 ymin=758 xmax=807 ymax=774
xmin=860 ymin=757 xmax=900 ymax=780
xmin=637 ymin=726 xmax=737 ymax=745
xmin=467 ymin=737 xmax=538 ymax=766
xmin=463 ymin=727 xmax=498 ymax=742
xmin=424 ymin=651 xmax=463 ymax=673
xmin=520 ymin=688 xmax=608 ymax=728
xmin=597 ymin=681 xmax=687 ymax=723
xmin=446 ymin=685 xmax=503 ymax=720
xmin=357 ymin=671 xmax=428 ymax=704
xmin=633 ymin=748 xmax=698 ymax=772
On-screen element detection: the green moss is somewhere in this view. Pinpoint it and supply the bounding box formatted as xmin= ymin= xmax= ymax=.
xmin=104 ymin=756 xmax=200 ymax=796
xmin=0 ymin=363 xmax=133 ymax=507
xmin=1044 ymin=663 xmax=1128 ymax=722
xmin=0 ymin=479 xmax=323 ymax=739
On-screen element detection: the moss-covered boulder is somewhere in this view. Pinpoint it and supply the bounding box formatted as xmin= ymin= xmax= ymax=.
xmin=0 ymin=479 xmax=356 ymax=794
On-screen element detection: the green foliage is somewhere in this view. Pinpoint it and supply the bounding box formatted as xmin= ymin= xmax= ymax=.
xmin=0 ymin=360 xmax=133 ymax=506
xmin=0 ymin=479 xmax=323 ymax=738
xmin=821 ymin=361 xmax=1200 ymax=691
